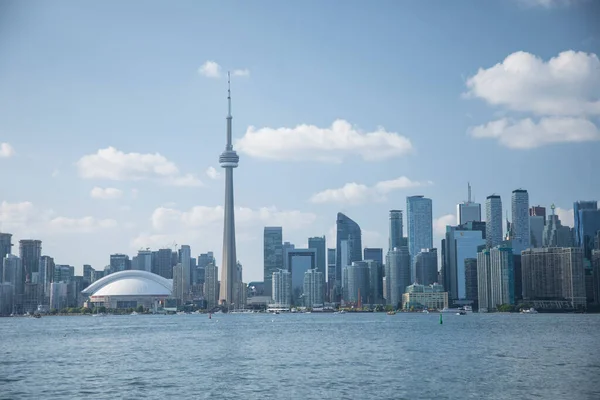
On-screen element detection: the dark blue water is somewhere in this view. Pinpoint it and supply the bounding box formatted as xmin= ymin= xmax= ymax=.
xmin=1 ymin=313 xmax=599 ymax=399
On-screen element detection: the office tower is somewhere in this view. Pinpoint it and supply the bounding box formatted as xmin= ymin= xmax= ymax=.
xmin=303 ymin=269 xmax=324 ymax=308
xmin=464 ymin=258 xmax=478 ymax=308
xmin=263 ymin=227 xmax=283 ymax=297
xmin=457 ymin=183 xmax=482 ymax=225
xmin=3 ymin=254 xmax=22 ymax=289
xmin=529 ymin=215 xmax=545 ymax=248
xmin=477 ymin=245 xmax=514 ymax=312
xmin=19 ymin=240 xmax=42 ymax=283
xmin=83 ymin=265 xmax=93 ymax=281
xmin=363 ymin=248 xmax=383 ymax=266
xmin=172 ymin=263 xmax=183 ymax=304
xmin=443 ymin=225 xmax=485 ymax=303
xmin=335 ymin=213 xmax=362 ymax=299
xmin=344 ymin=261 xmax=370 ymax=305
xmin=327 ymin=248 xmax=336 ymax=301
xmin=529 ymin=205 xmax=546 ymax=219
xmin=389 ymin=210 xmax=405 ymax=250
xmin=574 ymin=203 xmax=600 ymax=261
xmin=39 ymin=256 xmax=55 ymax=298
xmin=407 ymin=196 xmax=433 ymax=276
xmin=272 ymin=269 xmax=291 ymax=307
xmin=49 ymin=282 xmax=68 ymax=310
xmin=0 ymin=283 xmax=14 ymax=316
xmin=414 ymin=248 xmax=438 ymax=286
xmin=308 ymin=236 xmax=326 ymax=277
xmin=574 ymin=201 xmax=597 ymax=246
xmin=486 ymin=195 xmax=503 ymax=248
xmin=157 ymin=249 xmax=173 ymax=279
xmin=178 ymin=245 xmax=191 ymax=300
xmin=511 ymin=189 xmax=530 ymax=254
xmin=110 ymin=254 xmax=130 ymax=273
xmin=219 ymin=74 xmax=240 ymax=306
xmin=543 ymin=205 xmax=574 ymax=247
xmin=284 ymin=248 xmax=316 ymax=305
xmin=204 ymin=263 xmax=219 ymax=310
xmin=0 ymin=233 xmax=11 ymax=262
xmin=402 ymin=283 xmax=448 ymax=311
xmin=367 ymin=260 xmax=384 ymax=305
xmin=197 ymin=252 xmax=214 ymax=285
xmin=135 ymin=250 xmax=152 ymax=272
xmin=386 ymin=247 xmax=411 ymax=308
xmin=593 ymin=250 xmax=600 ymax=305
xmin=522 ymin=247 xmax=586 ymax=308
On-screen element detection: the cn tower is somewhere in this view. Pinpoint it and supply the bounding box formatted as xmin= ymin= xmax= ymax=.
xmin=218 ymin=72 xmax=239 ymax=306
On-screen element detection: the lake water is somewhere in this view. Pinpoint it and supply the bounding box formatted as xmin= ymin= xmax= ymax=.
xmin=1 ymin=313 xmax=599 ymax=399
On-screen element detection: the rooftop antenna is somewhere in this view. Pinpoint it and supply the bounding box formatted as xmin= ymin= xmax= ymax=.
xmin=468 ymin=182 xmax=472 ymax=203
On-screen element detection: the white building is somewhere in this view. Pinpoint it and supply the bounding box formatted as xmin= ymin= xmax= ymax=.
xmin=303 ymin=269 xmax=324 ymax=308
xmin=204 ymin=263 xmax=219 ymax=310
xmin=272 ymin=269 xmax=291 ymax=308
xmin=50 ymin=282 xmax=69 ymax=310
xmin=477 ymin=245 xmax=514 ymax=312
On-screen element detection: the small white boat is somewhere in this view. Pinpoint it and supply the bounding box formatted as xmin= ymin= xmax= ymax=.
xmin=130 ymin=311 xmax=139 ymax=316
xmin=520 ymin=307 xmax=538 ymax=314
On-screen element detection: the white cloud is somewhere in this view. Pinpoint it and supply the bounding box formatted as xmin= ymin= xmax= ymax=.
xmin=310 ymin=176 xmax=433 ymax=205
xmin=433 ymin=214 xmax=456 ymax=237
xmin=206 ymin=166 xmax=220 ymax=180
xmin=518 ymin=0 xmax=583 ymax=7
xmin=470 ymin=117 xmax=600 ymax=149
xmin=555 ymin=207 xmax=574 ymax=227
xmin=49 ymin=216 xmax=117 ymax=233
xmin=198 ymin=60 xmax=222 ymax=78
xmin=90 ymin=187 xmax=123 ymax=200
xmin=465 ymin=50 xmax=600 ymax=116
xmin=0 ymin=201 xmax=37 ymax=229
xmin=51 ymin=169 xmax=60 ymax=178
xmin=76 ymin=147 xmax=202 ymax=187
xmin=232 ymin=69 xmax=250 ymax=77
xmin=236 ymin=119 xmax=413 ymax=162
xmin=0 ymin=142 xmax=15 ymax=158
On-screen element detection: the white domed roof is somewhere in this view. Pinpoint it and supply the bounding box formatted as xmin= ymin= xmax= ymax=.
xmin=82 ymin=270 xmax=172 ymax=297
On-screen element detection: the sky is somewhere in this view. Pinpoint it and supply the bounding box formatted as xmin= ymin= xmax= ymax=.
xmin=0 ymin=0 xmax=599 ymax=281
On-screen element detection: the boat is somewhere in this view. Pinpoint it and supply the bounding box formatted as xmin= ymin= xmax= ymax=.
xmin=456 ymin=311 xmax=467 ymax=315
xmin=130 ymin=311 xmax=139 ymax=316
xmin=386 ymin=311 xmax=396 ymax=315
xmin=520 ymin=307 xmax=538 ymax=314
xmin=422 ymin=309 xmax=429 ymax=314
xmin=442 ymin=307 xmax=471 ymax=314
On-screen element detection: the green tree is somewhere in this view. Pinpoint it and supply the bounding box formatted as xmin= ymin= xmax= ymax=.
xmin=82 ymin=307 xmax=92 ymax=314
xmin=136 ymin=305 xmax=144 ymax=313
xmin=98 ymin=306 xmax=107 ymax=313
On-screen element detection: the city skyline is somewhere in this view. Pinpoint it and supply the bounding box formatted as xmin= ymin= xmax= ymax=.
xmin=1 ymin=1 xmax=599 ymax=282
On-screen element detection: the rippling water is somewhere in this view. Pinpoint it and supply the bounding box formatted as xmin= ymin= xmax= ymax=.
xmin=1 ymin=313 xmax=599 ymax=399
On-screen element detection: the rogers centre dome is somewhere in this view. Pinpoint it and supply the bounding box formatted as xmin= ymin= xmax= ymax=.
xmin=81 ymin=270 xmax=172 ymax=310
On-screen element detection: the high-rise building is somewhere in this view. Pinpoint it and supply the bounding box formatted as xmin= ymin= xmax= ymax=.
xmin=366 ymin=260 xmax=383 ymax=305
xmin=110 ymin=254 xmax=130 ymax=273
xmin=303 ymin=269 xmax=324 ymax=308
xmin=529 ymin=205 xmax=546 ymax=219
xmin=511 ymin=189 xmax=530 ymax=254
xmin=593 ymin=250 xmax=600 ymax=305
xmin=50 ymin=282 xmax=68 ymax=310
xmin=263 ymin=227 xmax=283 ymax=297
xmin=39 ymin=255 xmax=55 ymax=298
xmin=402 ymin=283 xmax=447 ymax=311
xmin=522 ymin=247 xmax=586 ymax=308
xmin=464 ymin=258 xmax=478 ymax=308
xmin=308 ymin=236 xmax=326 ymax=278
xmin=272 ymin=269 xmax=291 ymax=308
xmin=135 ymin=250 xmax=152 ymax=272
xmin=3 ymin=254 xmax=22 ymax=293
xmin=574 ymin=201 xmax=597 ymax=247
xmin=0 ymin=233 xmax=12 ymax=262
xmin=363 ymin=248 xmax=383 ymax=265
xmin=197 ymin=252 xmax=214 ymax=285
xmin=543 ymin=205 xmax=574 ymax=248
xmin=172 ymin=263 xmax=184 ymax=304
xmin=529 ymin=215 xmax=545 ymax=248
xmin=574 ymin=203 xmax=600 ymax=261
xmin=443 ymin=225 xmax=485 ymax=303
xmin=178 ymin=245 xmax=191 ymax=300
xmin=407 ymin=196 xmax=433 ymax=276
xmin=344 ymin=261 xmax=370 ymax=305
xmin=157 ymin=249 xmax=174 ymax=279
xmin=486 ymin=195 xmax=503 ymax=248
xmin=19 ymin=240 xmax=41 ymax=284
xmin=414 ymin=248 xmax=438 ymax=286
xmin=204 ymin=263 xmax=219 ymax=310
xmin=386 ymin=247 xmax=411 ymax=308
xmin=477 ymin=245 xmax=514 ymax=312
xmin=219 ymin=74 xmax=240 ymax=306
xmin=336 ymin=213 xmax=362 ymax=300
xmin=327 ymin=247 xmax=336 ymax=300
xmin=457 ymin=183 xmax=482 ymax=225
xmin=389 ymin=210 xmax=405 ymax=250
xmin=284 ymin=248 xmax=316 ymax=306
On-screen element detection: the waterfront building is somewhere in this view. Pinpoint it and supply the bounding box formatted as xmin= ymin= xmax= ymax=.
xmin=402 ymin=283 xmax=447 ymax=311
xmin=407 ymin=195 xmax=433 ymax=278
xmin=285 ymin=248 xmax=316 ymax=305
xmin=574 ymin=203 xmax=600 ymax=261
xmin=486 ymin=195 xmax=503 ymax=248
xmin=336 ymin=213 xmax=362 ymax=300
xmin=457 ymin=183 xmax=482 ymax=224
xmin=367 ymin=259 xmax=384 ymax=305
xmin=327 ymin=248 xmax=336 ymax=301
xmin=530 ymin=215 xmax=545 ymax=248
xmin=135 ymin=250 xmax=152 ymax=272
xmin=0 ymin=283 xmax=14 ymax=315
xmin=344 ymin=261 xmax=370 ymax=305
xmin=81 ymin=270 xmax=172 ymax=310
xmin=477 ymin=245 xmax=514 ymax=312
xmin=178 ymin=245 xmax=191 ymax=300
xmin=50 ymin=282 xmax=69 ymax=310
xmin=574 ymin=201 xmax=597 ymax=248
xmin=464 ymin=258 xmax=478 ymax=308
xmin=263 ymin=227 xmax=283 ymax=297
xmin=593 ymin=250 xmax=600 ymax=305
xmin=19 ymin=239 xmax=41 ymax=284
xmin=511 ymin=189 xmax=530 ymax=254
xmin=414 ymin=248 xmax=438 ymax=286
xmin=389 ymin=210 xmax=406 ymax=250
xmin=543 ymin=205 xmax=574 ymax=248
xmin=386 ymin=247 xmax=411 ymax=308
xmin=272 ymin=269 xmax=291 ymax=308
xmin=110 ymin=254 xmax=130 ymax=273
xmin=204 ymin=263 xmax=219 ymax=310
xmin=197 ymin=252 xmax=214 ymax=285
xmin=39 ymin=255 xmax=55 ymax=299
xmin=308 ymin=236 xmax=326 ymax=277
xmin=156 ymin=248 xmax=174 ymax=279
xmin=172 ymin=263 xmax=184 ymax=304
xmin=303 ymin=269 xmax=324 ymax=308
xmin=522 ymin=247 xmax=586 ymax=308
xmin=443 ymin=225 xmax=485 ymax=303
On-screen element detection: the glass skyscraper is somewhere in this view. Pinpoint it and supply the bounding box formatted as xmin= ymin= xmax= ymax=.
xmin=389 ymin=210 xmax=405 ymax=250
xmin=335 ymin=213 xmax=362 ymax=300
xmin=406 ymin=195 xmax=433 ymax=279
xmin=263 ymin=227 xmax=283 ymax=297
xmin=308 ymin=236 xmax=326 ymax=277
xmin=511 ymin=189 xmax=530 ymax=254
xmin=485 ymin=195 xmax=503 ymax=248
xmin=574 ymin=201 xmax=600 ymax=261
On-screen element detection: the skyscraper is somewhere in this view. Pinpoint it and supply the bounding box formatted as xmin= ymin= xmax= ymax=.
xmin=308 ymin=236 xmax=326 ymax=277
xmin=263 ymin=227 xmax=283 ymax=297
xmin=327 ymin=247 xmax=336 ymax=301
xmin=529 ymin=215 xmax=545 ymax=248
xmin=389 ymin=210 xmax=405 ymax=250
xmin=511 ymin=189 xmax=530 ymax=254
xmin=0 ymin=233 xmax=12 ymax=262
xmin=272 ymin=269 xmax=291 ymax=308
xmin=386 ymin=247 xmax=411 ymax=308
xmin=219 ymin=73 xmax=240 ymax=306
xmin=335 ymin=213 xmax=362 ymax=300
xmin=457 ymin=183 xmax=482 ymax=225
xmin=303 ymin=269 xmax=324 ymax=308
xmin=477 ymin=245 xmax=514 ymax=312
xmin=443 ymin=226 xmax=485 ymax=302
xmin=574 ymin=200 xmax=597 ymax=247
xmin=414 ymin=248 xmax=438 ymax=286
xmin=110 ymin=254 xmax=130 ymax=273
xmin=529 ymin=205 xmax=546 ymax=219
xmin=407 ymin=195 xmax=433 ymax=279
xmin=19 ymin=240 xmax=41 ymax=283
xmin=543 ymin=205 xmax=574 ymax=247
xmin=486 ymin=195 xmax=503 ymax=248
xmin=178 ymin=245 xmax=191 ymax=301
xmin=157 ymin=248 xmax=174 ymax=279
xmin=204 ymin=263 xmax=219 ymax=310
xmin=574 ymin=202 xmax=600 ymax=261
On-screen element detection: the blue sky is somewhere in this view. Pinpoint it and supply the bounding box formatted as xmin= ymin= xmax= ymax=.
xmin=1 ymin=0 xmax=599 ymax=281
